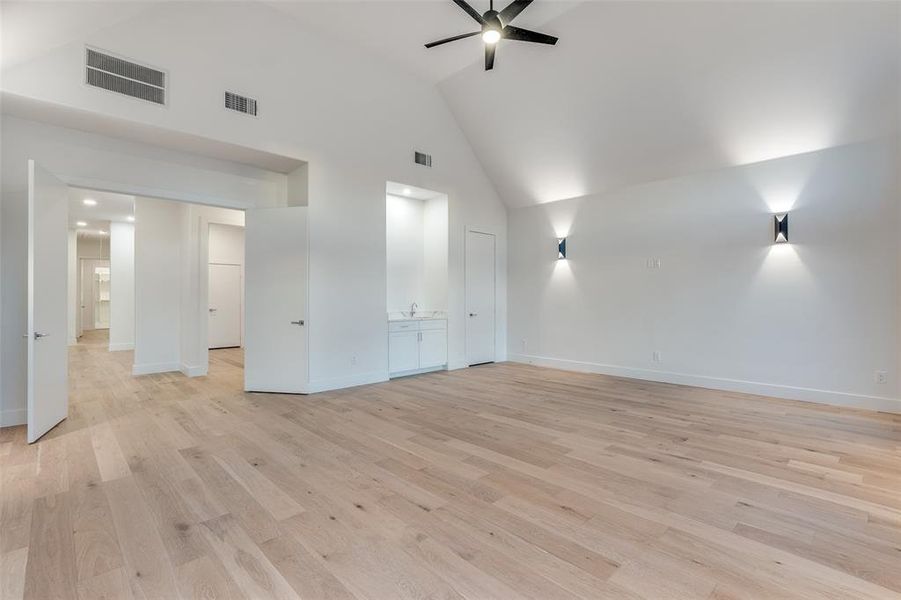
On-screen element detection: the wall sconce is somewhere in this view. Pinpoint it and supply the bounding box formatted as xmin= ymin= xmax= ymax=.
xmin=773 ymin=213 xmax=788 ymax=244
xmin=557 ymin=237 xmax=567 ymax=259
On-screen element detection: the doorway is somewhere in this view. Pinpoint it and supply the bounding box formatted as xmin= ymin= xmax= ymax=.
xmin=465 ymin=229 xmax=496 ymax=366
xmin=80 ymin=259 xmax=110 ymax=333
xmin=207 ymin=222 xmax=245 ymax=350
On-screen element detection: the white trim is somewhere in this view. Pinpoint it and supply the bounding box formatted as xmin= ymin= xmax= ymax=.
xmin=447 ymin=359 xmax=469 ymax=371
xmin=180 ymin=363 xmax=207 ymax=378
xmin=306 ymin=370 xmax=388 ymax=394
xmin=508 ymin=353 xmax=901 ymax=414
xmin=132 ymin=361 xmax=180 ymax=376
xmin=389 ymin=365 xmax=446 ymax=379
xmin=1 ymin=408 xmax=27 ymax=427
xmin=108 ymin=342 xmax=134 ymax=352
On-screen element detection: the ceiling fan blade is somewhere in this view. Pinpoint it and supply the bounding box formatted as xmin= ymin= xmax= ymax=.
xmin=498 ymin=0 xmax=533 ymax=25
xmin=451 ymin=0 xmax=486 ymax=25
xmin=502 ymin=25 xmax=558 ymax=45
xmin=425 ymin=31 xmax=481 ymax=48
xmin=485 ymin=43 xmax=496 ymax=70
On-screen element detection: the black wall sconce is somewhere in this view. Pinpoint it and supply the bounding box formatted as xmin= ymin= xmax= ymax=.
xmin=557 ymin=237 xmax=567 ymax=259
xmin=774 ymin=213 xmax=788 ymax=244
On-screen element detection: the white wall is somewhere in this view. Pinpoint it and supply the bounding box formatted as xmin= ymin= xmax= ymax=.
xmin=386 ymin=194 xmax=449 ymax=314
xmin=386 ymin=194 xmax=425 ymax=312
xmin=67 ymin=230 xmax=77 ymax=345
xmin=1 ymin=0 xmax=507 ymax=398
xmin=423 ymin=196 xmax=449 ymax=312
xmin=109 ymin=221 xmax=134 ymax=351
xmin=133 ymin=197 xmax=184 ymax=374
xmin=508 ymin=138 xmax=900 ymax=412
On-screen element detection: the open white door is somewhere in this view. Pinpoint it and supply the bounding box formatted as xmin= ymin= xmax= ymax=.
xmin=244 ymin=207 xmax=308 ymax=393
xmin=465 ymin=229 xmax=496 ymax=366
xmin=27 ymin=160 xmax=69 ymax=443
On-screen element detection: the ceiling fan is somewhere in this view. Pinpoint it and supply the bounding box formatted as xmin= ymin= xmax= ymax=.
xmin=425 ymin=0 xmax=558 ymax=71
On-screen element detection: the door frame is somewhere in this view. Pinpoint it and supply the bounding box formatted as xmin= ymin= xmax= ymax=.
xmin=463 ymin=225 xmax=499 ymax=367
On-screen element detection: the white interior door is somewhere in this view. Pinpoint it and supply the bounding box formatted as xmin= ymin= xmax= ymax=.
xmin=208 ymin=263 xmax=242 ymax=349
xmin=27 ymin=160 xmax=69 ymax=443
xmin=465 ymin=230 xmax=496 ymax=366
xmin=244 ymin=207 xmax=308 ymax=393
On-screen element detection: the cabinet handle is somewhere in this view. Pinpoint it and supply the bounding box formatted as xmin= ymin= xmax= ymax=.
xmin=290 ymin=320 xmax=305 ymax=326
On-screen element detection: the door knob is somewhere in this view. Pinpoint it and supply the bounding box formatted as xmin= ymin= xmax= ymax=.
xmin=34 ymin=332 xmax=49 ymax=339
xmin=209 ymin=308 xmax=217 ymax=313
xmin=469 ymin=313 xmax=478 ymax=317
xmin=290 ymin=320 xmax=305 ymax=326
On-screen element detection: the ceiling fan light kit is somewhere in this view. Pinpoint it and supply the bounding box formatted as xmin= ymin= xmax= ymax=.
xmin=425 ymin=0 xmax=558 ymax=71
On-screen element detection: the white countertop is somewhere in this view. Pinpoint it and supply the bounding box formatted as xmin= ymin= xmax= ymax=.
xmin=388 ymin=310 xmax=447 ymax=322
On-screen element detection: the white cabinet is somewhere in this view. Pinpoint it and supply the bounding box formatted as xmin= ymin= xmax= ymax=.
xmin=388 ymin=319 xmax=447 ymax=376
xmin=419 ymin=330 xmax=447 ymax=369
xmin=389 ymin=331 xmax=420 ymax=373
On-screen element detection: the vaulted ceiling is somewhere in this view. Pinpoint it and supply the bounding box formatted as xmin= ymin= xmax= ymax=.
xmin=3 ymin=1 xmax=898 ymax=209
xmin=436 ymin=1 xmax=900 ymax=207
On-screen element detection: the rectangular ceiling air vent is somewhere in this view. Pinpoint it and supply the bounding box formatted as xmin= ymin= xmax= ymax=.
xmin=224 ymin=91 xmax=258 ymax=116
xmin=85 ymin=47 xmax=166 ymax=105
xmin=414 ymin=151 xmax=432 ymax=168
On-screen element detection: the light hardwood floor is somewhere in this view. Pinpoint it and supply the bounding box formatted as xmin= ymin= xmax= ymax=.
xmin=1 ymin=329 xmax=900 ymax=599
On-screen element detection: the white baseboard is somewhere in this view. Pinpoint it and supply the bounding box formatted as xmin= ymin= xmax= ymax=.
xmin=307 ymin=370 xmax=389 ymax=394
xmin=109 ymin=342 xmax=134 ymax=352
xmin=389 ymin=365 xmax=446 ymax=379
xmin=0 ymin=408 xmax=26 ymax=427
xmin=508 ymin=353 xmax=901 ymax=414
xmin=68 ymin=336 xmax=77 ymax=347
xmin=132 ymin=362 xmax=180 ymax=376
xmin=180 ymin=363 xmax=207 ymax=378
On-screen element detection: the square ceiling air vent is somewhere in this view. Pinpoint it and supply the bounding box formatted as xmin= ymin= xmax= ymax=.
xmin=414 ymin=151 xmax=432 ymax=167
xmin=225 ymin=91 xmax=258 ymax=116
xmin=85 ymin=47 xmax=166 ymax=105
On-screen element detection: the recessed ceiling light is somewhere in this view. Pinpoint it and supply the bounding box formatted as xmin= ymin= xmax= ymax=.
xmin=126 ymin=215 xmax=135 ymax=222
xmin=403 ymin=188 xmax=412 ymax=195
xmin=76 ymin=221 xmax=87 ymax=227
xmin=83 ymin=198 xmax=97 ymax=206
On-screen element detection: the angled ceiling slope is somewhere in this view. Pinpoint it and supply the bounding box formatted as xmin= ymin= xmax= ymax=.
xmin=438 ymin=1 xmax=901 ymax=207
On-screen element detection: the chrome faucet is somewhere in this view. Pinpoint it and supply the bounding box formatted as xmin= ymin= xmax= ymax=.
xmin=410 ymin=302 xmax=418 ymax=317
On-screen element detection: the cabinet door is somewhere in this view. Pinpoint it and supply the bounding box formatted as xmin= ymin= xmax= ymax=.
xmin=389 ymin=331 xmax=420 ymax=373
xmin=419 ymin=329 xmax=447 ymax=369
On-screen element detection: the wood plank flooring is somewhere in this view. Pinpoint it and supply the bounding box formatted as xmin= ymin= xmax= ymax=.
xmin=2 ymin=329 xmax=900 ymax=599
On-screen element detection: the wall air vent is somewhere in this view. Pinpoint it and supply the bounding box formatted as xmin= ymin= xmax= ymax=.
xmin=85 ymin=47 xmax=166 ymax=105
xmin=224 ymin=91 xmax=258 ymax=116
xmin=414 ymin=151 xmax=432 ymax=168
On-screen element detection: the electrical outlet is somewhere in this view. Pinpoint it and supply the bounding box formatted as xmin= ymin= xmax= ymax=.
xmin=646 ymin=258 xmax=662 ymax=269
xmin=652 ymin=351 xmax=661 ymax=363
xmin=521 ymin=339 xmax=527 ymax=352
xmin=874 ymin=370 xmax=887 ymax=385
xmin=351 ymin=355 xmax=357 ymax=366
